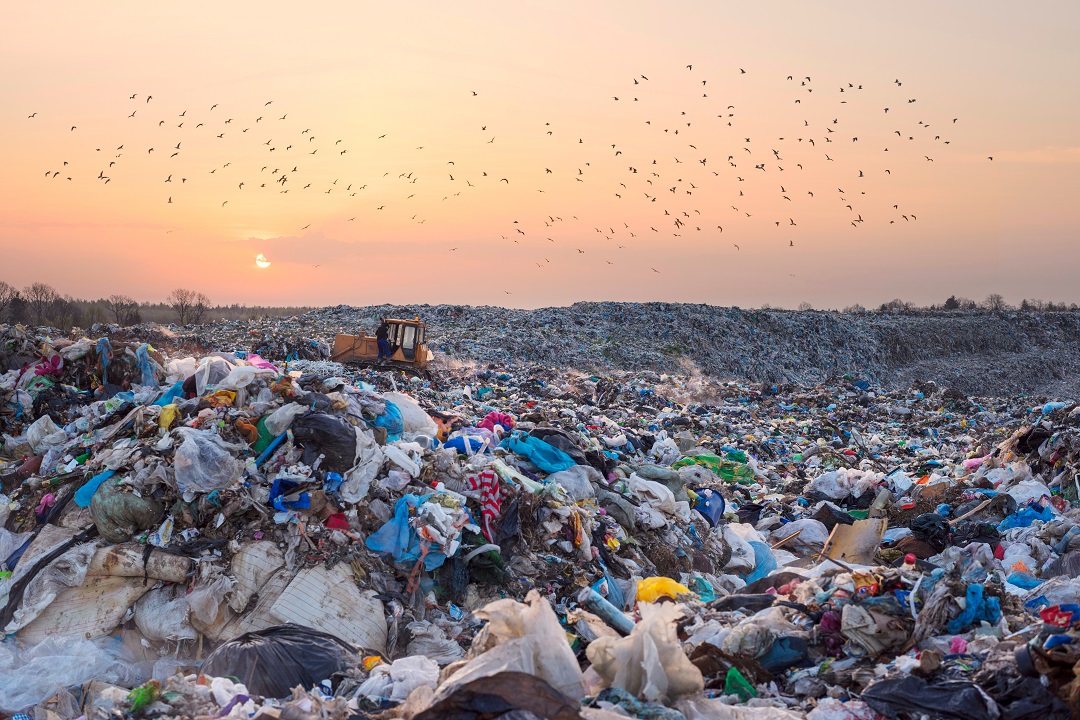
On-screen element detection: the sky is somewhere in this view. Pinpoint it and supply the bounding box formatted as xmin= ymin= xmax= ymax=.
xmin=2 ymin=1 xmax=1078 ymax=310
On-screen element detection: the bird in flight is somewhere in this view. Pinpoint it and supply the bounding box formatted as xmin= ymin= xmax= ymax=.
xmin=27 ymin=112 xmax=36 ymax=118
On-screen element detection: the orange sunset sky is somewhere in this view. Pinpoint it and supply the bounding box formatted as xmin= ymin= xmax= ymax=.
xmin=3 ymin=1 xmax=1078 ymax=309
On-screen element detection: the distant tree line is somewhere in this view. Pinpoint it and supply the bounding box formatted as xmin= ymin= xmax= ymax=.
xmin=782 ymin=293 xmax=1077 ymax=314
xmin=0 ymin=280 xmax=313 ymax=331
xmin=868 ymin=293 xmax=1078 ymax=314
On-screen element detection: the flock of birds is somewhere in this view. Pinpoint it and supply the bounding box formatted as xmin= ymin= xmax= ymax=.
xmin=30 ymin=66 xmax=985 ymax=282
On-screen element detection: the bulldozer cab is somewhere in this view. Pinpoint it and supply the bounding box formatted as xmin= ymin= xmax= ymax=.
xmin=386 ymin=319 xmax=425 ymax=361
xmin=331 ymin=318 xmax=434 ymax=374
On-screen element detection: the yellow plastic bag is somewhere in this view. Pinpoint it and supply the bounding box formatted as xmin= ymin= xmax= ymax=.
xmin=636 ymin=577 xmax=691 ymax=603
xmin=158 ymin=404 xmax=179 ymax=430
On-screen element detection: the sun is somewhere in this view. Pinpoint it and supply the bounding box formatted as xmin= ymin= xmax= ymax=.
xmin=255 ymin=253 xmax=272 ymax=269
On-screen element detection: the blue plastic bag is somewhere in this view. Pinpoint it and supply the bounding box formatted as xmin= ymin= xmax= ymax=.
xmin=947 ymin=584 xmax=1001 ymax=633
xmin=999 ymin=504 xmax=1055 ymax=530
xmin=744 ymin=541 xmax=777 ymax=584
xmin=136 ymin=343 xmax=157 ymax=387
xmin=75 ymin=469 xmax=116 ymax=507
xmin=374 ymin=400 xmax=404 ymax=440
xmin=365 ymin=494 xmax=447 ymax=570
xmin=154 ymin=381 xmax=186 ymax=407
xmin=501 ymin=433 xmax=576 ymax=473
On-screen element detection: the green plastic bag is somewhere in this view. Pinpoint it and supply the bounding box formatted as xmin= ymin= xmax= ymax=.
xmin=672 ymin=454 xmax=756 ymax=484
xmin=724 ymin=666 xmax=757 ymax=702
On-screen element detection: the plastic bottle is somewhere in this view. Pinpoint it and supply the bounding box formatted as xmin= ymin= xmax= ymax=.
xmin=576 ymin=587 xmax=636 ymax=635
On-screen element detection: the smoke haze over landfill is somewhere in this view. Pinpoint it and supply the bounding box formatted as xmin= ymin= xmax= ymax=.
xmin=3 ymin=1 xmax=1080 ymax=309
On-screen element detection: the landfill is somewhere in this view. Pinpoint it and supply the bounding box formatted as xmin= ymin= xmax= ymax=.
xmin=3 ymin=316 xmax=1080 ymax=720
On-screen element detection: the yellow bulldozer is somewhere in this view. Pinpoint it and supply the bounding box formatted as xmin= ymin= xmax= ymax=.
xmin=331 ymin=318 xmax=435 ymax=377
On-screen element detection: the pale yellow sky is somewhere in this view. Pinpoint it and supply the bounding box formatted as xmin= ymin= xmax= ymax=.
xmin=2 ymin=1 xmax=1078 ymax=309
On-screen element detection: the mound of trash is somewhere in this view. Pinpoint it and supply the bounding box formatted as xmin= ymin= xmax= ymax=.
xmin=2 ymin=321 xmax=1080 ymax=719
xmin=171 ymin=303 xmax=1080 ymax=397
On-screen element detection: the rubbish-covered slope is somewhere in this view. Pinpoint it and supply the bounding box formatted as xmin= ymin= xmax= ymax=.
xmin=199 ymin=304 xmax=1080 ymax=396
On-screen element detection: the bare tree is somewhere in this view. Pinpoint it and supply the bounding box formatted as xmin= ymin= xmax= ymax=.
xmin=797 ymin=301 xmax=813 ymax=311
xmin=167 ymin=288 xmax=196 ymax=324
xmin=0 ymin=281 xmax=17 ymax=322
xmin=104 ymin=294 xmax=138 ymax=325
xmin=190 ymin=292 xmax=212 ymax=324
xmin=23 ymin=282 xmax=59 ymax=326
xmin=167 ymin=288 xmax=212 ymax=325
xmin=982 ymin=293 xmax=1010 ymax=312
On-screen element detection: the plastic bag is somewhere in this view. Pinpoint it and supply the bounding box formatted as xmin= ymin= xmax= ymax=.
xmin=770 ymin=519 xmax=830 ymax=555
xmin=546 ymin=465 xmax=600 ymax=500
xmin=90 ymin=479 xmax=165 ymax=543
xmin=406 ymin=620 xmax=466 ymax=665
xmin=26 ymin=414 xmax=67 ymax=454
xmin=201 ymin=623 xmax=358 ymax=699
xmin=340 ymin=428 xmax=385 ymax=503
xmin=637 ymin=577 xmax=691 ymax=603
xmin=358 ymin=655 xmax=440 ymax=703
xmin=193 ymin=356 xmax=235 ymax=396
xmin=366 ymin=494 xmax=448 ymax=570
xmin=263 ymin=403 xmax=308 ymax=436
xmin=384 ymin=444 xmax=421 ymax=478
xmin=382 ymin=392 xmax=438 ymax=435
xmin=469 ymin=589 xmax=585 ymax=700
xmin=0 ymin=636 xmax=146 ymax=714
xmin=173 ymin=428 xmax=242 ymax=496
xmin=133 ymin=584 xmax=196 ymax=643
xmin=165 ymin=357 xmax=197 ymax=384
xmin=292 ymin=413 xmax=360 ymax=473
xmin=502 ymin=433 xmax=577 ymax=473
xmin=374 ymin=400 xmax=404 ymax=438
xmin=586 ymin=602 xmax=704 ymax=703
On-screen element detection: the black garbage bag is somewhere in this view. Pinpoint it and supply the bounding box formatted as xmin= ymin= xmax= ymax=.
xmin=975 ymin=670 xmax=1072 ymax=720
xmin=863 ymin=677 xmax=1000 ymax=720
xmin=736 ymin=503 xmax=764 ymax=525
xmin=291 ymin=413 xmax=358 ymax=473
xmin=952 ymin=521 xmax=1001 ymax=548
xmin=909 ymin=513 xmax=951 ymax=552
xmin=813 ymin=502 xmax=856 ymax=532
xmin=201 ymin=624 xmax=358 ymax=698
xmin=414 ymin=671 xmax=580 ymax=720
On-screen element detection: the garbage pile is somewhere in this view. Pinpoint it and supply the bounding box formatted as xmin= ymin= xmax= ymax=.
xmin=172 ymin=303 xmax=1080 ymax=396
xmin=3 ymin=320 xmax=1080 ymax=719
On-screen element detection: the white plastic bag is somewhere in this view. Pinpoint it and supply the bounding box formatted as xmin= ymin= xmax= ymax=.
xmin=466 ymin=589 xmax=585 ymax=699
xmin=263 ymin=403 xmax=309 ymax=437
xmin=406 ymin=620 xmax=466 ymax=665
xmin=134 ymin=584 xmax=197 ymax=643
xmin=173 ymin=428 xmax=242 ymax=496
xmin=358 ymin=655 xmax=439 ymax=703
xmin=546 ymin=465 xmax=600 ymax=501
xmin=587 ymin=602 xmax=704 ymax=703
xmin=340 ymin=428 xmax=385 ymax=502
xmin=0 ymin=636 xmax=146 ymax=713
xmin=26 ymin=415 xmax=68 ymax=454
xmin=381 ymin=392 xmax=438 ymax=435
